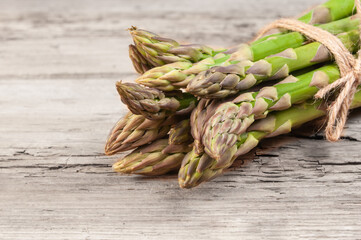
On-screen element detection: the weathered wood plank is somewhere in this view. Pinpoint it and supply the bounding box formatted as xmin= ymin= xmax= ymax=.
xmin=1 ymin=0 xmax=361 ymax=239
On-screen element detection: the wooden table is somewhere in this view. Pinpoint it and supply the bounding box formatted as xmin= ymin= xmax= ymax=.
xmin=1 ymin=0 xmax=361 ymax=239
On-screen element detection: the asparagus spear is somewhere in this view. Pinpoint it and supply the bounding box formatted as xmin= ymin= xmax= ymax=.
xmin=179 ymin=88 xmax=361 ymax=188
xmin=179 ymin=98 xmax=234 ymax=186
xmin=136 ymin=54 xmax=230 ymax=91
xmin=187 ymin=25 xmax=360 ymax=98
xmin=136 ymin=16 xmax=358 ymax=91
xmin=113 ymin=119 xmax=192 ymax=176
xmin=129 ymin=44 xmax=153 ymax=74
xmin=105 ymin=112 xmax=176 ymax=155
xmin=202 ymin=64 xmax=343 ymax=161
xmin=129 ymin=28 xmax=215 ymax=74
xmin=116 ymin=81 xmax=197 ymax=120
xmin=129 ymin=27 xmax=221 ymax=67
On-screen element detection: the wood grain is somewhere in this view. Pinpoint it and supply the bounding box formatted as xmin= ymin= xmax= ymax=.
xmin=1 ymin=0 xmax=361 ymax=239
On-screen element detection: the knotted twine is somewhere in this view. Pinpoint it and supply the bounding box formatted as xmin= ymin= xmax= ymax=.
xmin=254 ymin=0 xmax=361 ymax=142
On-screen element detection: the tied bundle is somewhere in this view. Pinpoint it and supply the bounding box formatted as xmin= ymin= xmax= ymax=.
xmin=255 ymin=0 xmax=361 ymax=142
xmin=105 ymin=0 xmax=361 ymax=188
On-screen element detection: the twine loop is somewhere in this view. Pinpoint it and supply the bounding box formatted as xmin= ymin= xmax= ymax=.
xmin=255 ymin=0 xmax=361 ymax=142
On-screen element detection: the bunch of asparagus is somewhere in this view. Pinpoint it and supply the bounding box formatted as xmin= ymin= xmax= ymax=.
xmin=106 ymin=0 xmax=361 ymax=188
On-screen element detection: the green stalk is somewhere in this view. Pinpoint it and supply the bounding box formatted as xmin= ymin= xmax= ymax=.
xmin=253 ymin=0 xmax=356 ymax=44
xmin=136 ymin=16 xmax=358 ymax=91
xmin=187 ymin=27 xmax=360 ymax=98
xmin=113 ymin=119 xmax=192 ymax=176
xmin=298 ymin=0 xmax=356 ymax=24
xmin=179 ymin=87 xmax=361 ymax=188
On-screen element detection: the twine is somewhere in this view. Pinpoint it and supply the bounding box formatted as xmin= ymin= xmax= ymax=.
xmin=254 ymin=0 xmax=361 ymax=142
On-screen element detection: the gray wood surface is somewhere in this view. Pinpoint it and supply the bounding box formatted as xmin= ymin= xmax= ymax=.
xmin=1 ymin=0 xmax=361 ymax=239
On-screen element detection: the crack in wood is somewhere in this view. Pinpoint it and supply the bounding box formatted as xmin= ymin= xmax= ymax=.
xmin=291 ymin=134 xmax=360 ymax=142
